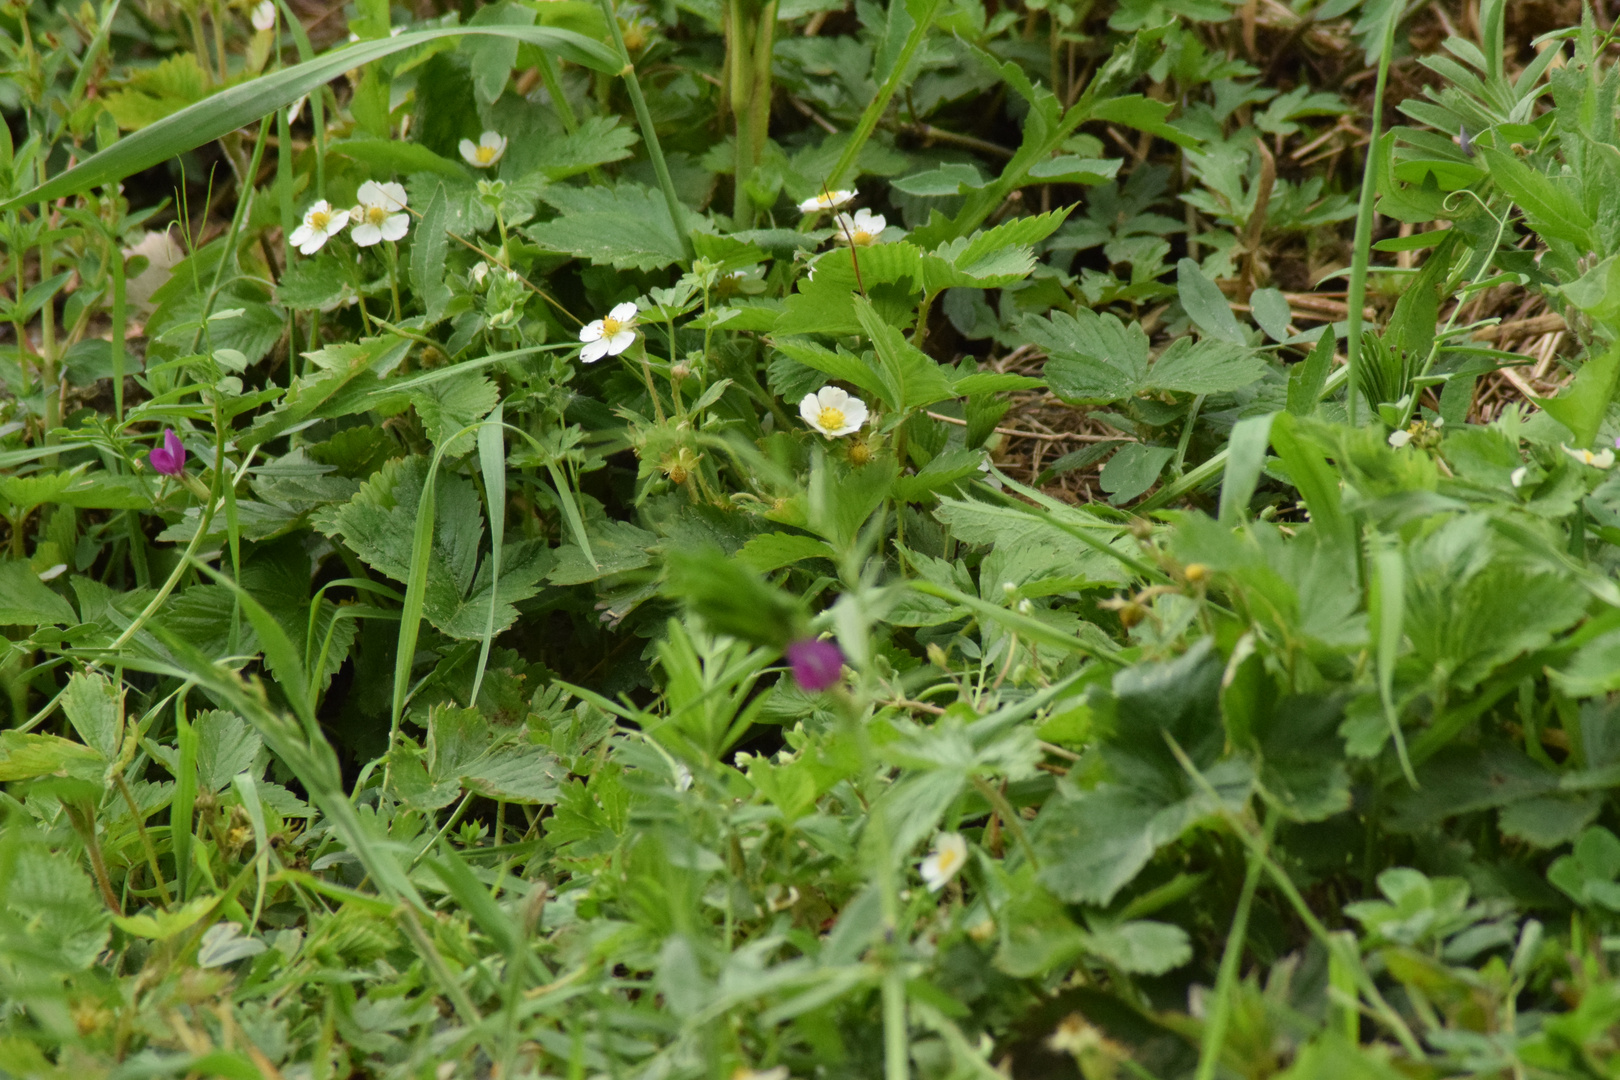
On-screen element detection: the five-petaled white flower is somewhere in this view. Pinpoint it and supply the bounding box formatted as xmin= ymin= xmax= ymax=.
xmin=1564 ymin=444 xmax=1616 ymax=469
xmin=289 ymin=200 xmax=349 ymax=255
xmin=920 ymin=832 xmax=967 ymax=892
xmin=349 ymin=181 xmax=409 ymax=247
xmin=833 ymin=208 xmax=887 ymax=247
xmin=579 ymin=301 xmax=639 ymax=363
xmin=799 ymin=385 xmax=868 ymax=438
xmin=797 ymin=190 xmax=855 ymax=213
xmin=459 ymin=131 xmax=507 ymax=168
xmin=251 ymin=0 xmax=276 ymax=30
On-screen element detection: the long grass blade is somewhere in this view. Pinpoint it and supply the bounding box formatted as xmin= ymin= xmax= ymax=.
xmin=1344 ymin=0 xmax=1401 ymax=425
xmin=0 ymin=27 xmax=618 ymax=213
xmin=472 ymin=403 xmax=506 ymax=705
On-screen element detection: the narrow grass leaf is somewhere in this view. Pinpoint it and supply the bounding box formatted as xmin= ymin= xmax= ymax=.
xmin=0 ymin=27 xmax=618 ymax=212
xmin=1218 ymin=413 xmax=1276 ymax=526
xmin=472 ymin=403 xmax=506 ymax=705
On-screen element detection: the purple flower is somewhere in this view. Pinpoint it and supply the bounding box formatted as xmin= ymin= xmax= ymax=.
xmin=786 ymin=638 xmax=845 ymax=692
xmin=148 ymin=429 xmax=186 ymax=476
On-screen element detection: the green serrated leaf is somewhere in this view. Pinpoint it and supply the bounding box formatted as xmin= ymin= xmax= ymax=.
xmin=526 ymin=182 xmax=686 ymax=271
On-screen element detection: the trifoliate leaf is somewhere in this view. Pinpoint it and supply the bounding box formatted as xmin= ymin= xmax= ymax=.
xmin=1146 ymin=337 xmax=1270 ymax=395
xmin=1026 ymin=308 xmax=1149 ymax=404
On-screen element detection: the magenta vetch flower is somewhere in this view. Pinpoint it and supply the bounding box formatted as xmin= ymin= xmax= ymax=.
xmin=148 ymin=429 xmax=186 ymax=476
xmin=786 ymin=638 xmax=844 ymax=692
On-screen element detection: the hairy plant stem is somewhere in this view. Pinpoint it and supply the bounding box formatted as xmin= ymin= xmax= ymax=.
xmin=727 ymin=0 xmax=777 ymax=226
xmin=1195 ymin=810 xmax=1276 ymax=1080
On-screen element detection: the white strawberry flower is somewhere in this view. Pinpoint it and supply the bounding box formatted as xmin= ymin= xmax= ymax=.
xmin=288 ymin=200 xmax=349 ymax=255
xmin=579 ymin=301 xmax=639 ymax=363
xmin=833 ymin=208 xmax=888 ymax=247
xmin=349 ymin=181 xmax=409 ymax=246
xmin=919 ymin=832 xmax=967 ymax=892
xmin=459 ymin=131 xmax=507 ymax=168
xmin=1563 ymin=444 xmax=1616 ymax=469
xmin=799 ymin=385 xmax=868 ymax=438
xmin=251 ymin=0 xmax=276 ymax=30
xmin=797 ymin=189 xmax=855 ymax=213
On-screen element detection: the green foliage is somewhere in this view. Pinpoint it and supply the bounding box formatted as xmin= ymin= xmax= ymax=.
xmin=3 ymin=0 xmax=1620 ymax=1077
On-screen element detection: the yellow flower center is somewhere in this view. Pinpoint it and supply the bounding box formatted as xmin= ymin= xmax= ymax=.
xmin=308 ymin=210 xmax=330 ymax=231
xmin=365 ymin=205 xmax=389 ymax=226
xmin=601 ymin=315 xmax=626 ymax=337
xmin=817 ymin=406 xmax=846 ymax=431
xmin=936 ymin=847 xmax=961 ymax=872
xmin=850 ymin=230 xmax=874 ymax=245
xmin=475 ymin=145 xmax=497 ymax=164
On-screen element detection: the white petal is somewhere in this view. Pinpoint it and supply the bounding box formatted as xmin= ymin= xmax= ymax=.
xmin=288 ymin=224 xmax=313 ymax=247
xmin=799 ymin=393 xmax=821 ymax=428
xmin=351 ymin=223 xmax=382 ymax=247
xmin=605 ymin=330 xmax=637 ymax=356
xmin=842 ymin=398 xmax=869 ymax=428
xmin=1511 ymin=466 xmax=1528 ymax=488
xmin=1387 ymin=430 xmax=1412 ymax=448
xmin=298 ymin=232 xmax=328 ymax=255
xmin=356 ymin=180 xmax=383 ymax=205
xmin=325 ymin=209 xmax=351 ymax=234
xmin=376 ymin=182 xmax=408 ymax=210
xmin=251 ymin=1 xmax=276 ymax=30
xmin=579 ymin=319 xmax=606 ymax=344
xmin=580 ymin=338 xmax=611 ymax=363
xmin=609 ymin=301 xmax=639 ymax=323
xmin=380 ymin=214 xmax=410 ymax=242
xmin=816 ymin=385 xmax=849 ymax=410
xmin=458 ymin=139 xmax=481 ymax=165
xmin=1597 ymin=450 xmax=1616 ymax=469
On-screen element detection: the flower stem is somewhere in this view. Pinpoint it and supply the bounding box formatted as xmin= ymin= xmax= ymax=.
xmin=386 ymin=239 xmax=402 ymax=321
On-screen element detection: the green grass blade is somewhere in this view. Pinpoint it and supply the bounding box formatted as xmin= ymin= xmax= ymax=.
xmin=1344 ymin=0 xmax=1400 ymax=426
xmin=1370 ymin=536 xmax=1417 ymax=787
xmin=389 ymin=460 xmax=440 ymax=780
xmin=824 ymin=0 xmax=942 ymax=191
xmin=545 ymin=459 xmax=597 ymax=572
xmin=386 ymin=425 xmax=485 ymax=784
xmin=172 ymin=697 xmax=198 ymax=902
xmin=1217 ymin=413 xmax=1276 ymax=527
xmin=471 ymin=404 xmax=506 ymax=705
xmin=0 ymin=27 xmax=618 ymax=213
